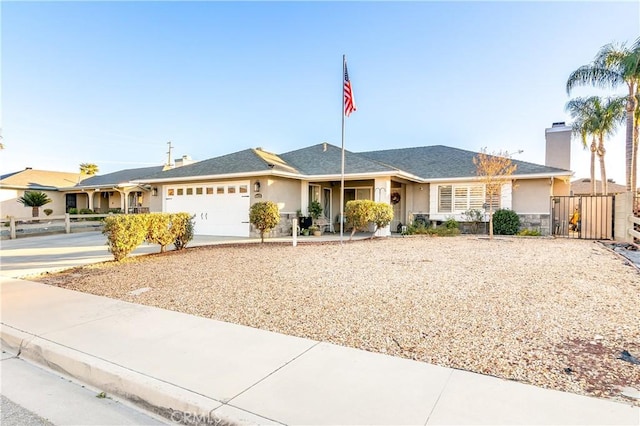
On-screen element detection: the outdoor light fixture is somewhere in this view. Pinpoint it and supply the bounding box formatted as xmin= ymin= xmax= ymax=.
xmin=152 ymin=187 xmax=158 ymax=196
xmin=254 ymin=181 xmax=261 ymax=192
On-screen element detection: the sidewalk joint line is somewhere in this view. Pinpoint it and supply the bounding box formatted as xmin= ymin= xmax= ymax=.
xmin=225 ymin=341 xmax=322 ymax=404
xmin=423 ymin=368 xmax=454 ymax=425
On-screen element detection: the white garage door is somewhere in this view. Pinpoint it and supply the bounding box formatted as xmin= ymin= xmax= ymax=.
xmin=164 ymin=181 xmax=251 ymax=237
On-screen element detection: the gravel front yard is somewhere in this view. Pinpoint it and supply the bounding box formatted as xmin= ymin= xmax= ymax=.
xmin=36 ymin=236 xmax=640 ymax=405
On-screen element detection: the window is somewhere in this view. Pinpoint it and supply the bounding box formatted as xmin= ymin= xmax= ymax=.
xmin=206 ymin=187 xmax=214 ymax=195
xmin=167 ymin=188 xmax=175 ymax=196
xmin=216 ymin=186 xmax=225 ymax=194
xmin=438 ymin=184 xmax=493 ymax=213
xmin=438 ymin=186 xmax=452 ymax=213
xmin=227 ymin=186 xmax=236 ymax=194
xmin=195 ymin=187 xmax=203 ymax=195
xmin=239 ymin=185 xmax=248 ymax=194
xmin=186 ymin=188 xmax=193 ymax=195
xmin=177 ymin=188 xmax=184 ymax=196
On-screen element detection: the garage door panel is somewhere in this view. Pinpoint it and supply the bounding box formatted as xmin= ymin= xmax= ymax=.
xmin=163 ymin=181 xmax=250 ymax=237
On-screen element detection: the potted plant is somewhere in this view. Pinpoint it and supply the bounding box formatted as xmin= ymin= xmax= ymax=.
xmin=301 ymin=228 xmax=310 ymax=236
xmin=308 ymin=224 xmax=321 ymax=236
xmin=308 ymin=200 xmax=323 ymax=222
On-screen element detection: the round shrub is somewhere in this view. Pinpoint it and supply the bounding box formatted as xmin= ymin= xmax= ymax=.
xmin=492 ymin=209 xmax=520 ymax=235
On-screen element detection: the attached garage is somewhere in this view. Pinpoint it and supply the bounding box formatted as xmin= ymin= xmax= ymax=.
xmin=164 ymin=181 xmax=251 ymax=237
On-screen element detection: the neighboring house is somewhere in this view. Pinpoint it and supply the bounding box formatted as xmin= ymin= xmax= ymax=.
xmin=570 ymin=178 xmax=627 ymax=195
xmin=60 ymin=166 xmax=165 ymax=213
xmin=0 ymin=168 xmax=83 ymax=218
xmin=137 ymin=135 xmax=572 ymax=238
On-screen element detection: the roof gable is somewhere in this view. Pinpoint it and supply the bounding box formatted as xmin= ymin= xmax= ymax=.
xmin=143 ymin=149 xmax=277 ymax=180
xmin=77 ymin=166 xmax=164 ymax=187
xmin=280 ymin=143 xmax=396 ymax=175
xmin=0 ymin=169 xmax=83 ymax=189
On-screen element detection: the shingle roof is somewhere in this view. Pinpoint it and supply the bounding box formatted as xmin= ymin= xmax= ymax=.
xmin=359 ymin=145 xmax=571 ymax=179
xmin=570 ymin=178 xmax=627 ymax=195
xmin=77 ymin=166 xmax=164 ymax=187
xmin=280 ymin=143 xmax=396 ymax=175
xmin=142 ymin=149 xmax=279 ymax=180
xmin=0 ymin=169 xmax=83 ymax=189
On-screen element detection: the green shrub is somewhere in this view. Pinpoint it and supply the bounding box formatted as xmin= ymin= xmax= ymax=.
xmin=308 ymin=200 xmax=323 ymax=220
xmin=107 ymin=208 xmax=122 ymax=214
xmin=146 ymin=213 xmax=176 ymax=252
xmin=371 ymin=203 xmax=394 ymax=236
xmin=443 ymin=217 xmax=459 ymax=229
xmin=493 ymin=209 xmax=520 ymax=235
xmin=405 ymin=222 xmax=460 ymax=237
xmin=103 ymin=214 xmax=149 ymax=261
xmin=518 ymin=228 xmax=541 ymax=236
xmin=249 ymin=201 xmax=280 ymax=243
xmin=345 ymin=200 xmax=375 ymax=238
xmin=171 ymin=213 xmax=194 ymax=250
xmin=103 ymin=212 xmax=194 ymax=260
xmin=68 ymin=208 xmax=78 ymax=214
xmin=79 ymin=208 xmax=94 ymax=214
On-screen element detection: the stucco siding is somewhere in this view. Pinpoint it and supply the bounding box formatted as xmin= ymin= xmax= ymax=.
xmin=1 ymin=189 xmax=67 ymax=218
xmin=512 ymin=179 xmax=551 ymax=214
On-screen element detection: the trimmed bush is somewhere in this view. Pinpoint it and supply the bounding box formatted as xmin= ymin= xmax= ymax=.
xmin=493 ymin=209 xmax=520 ymax=235
xmin=146 ymin=213 xmax=176 ymax=252
xmin=249 ymin=201 xmax=280 ymax=243
xmin=345 ymin=200 xmax=395 ymax=239
xmin=172 ymin=213 xmax=195 ymax=250
xmin=371 ymin=203 xmax=394 ymax=236
xmin=103 ymin=212 xmax=195 ymax=260
xmin=103 ymin=214 xmax=149 ymax=261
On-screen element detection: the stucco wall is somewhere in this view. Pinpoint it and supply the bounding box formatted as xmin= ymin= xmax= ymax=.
xmin=1 ymin=189 xmax=67 ymax=218
xmin=512 ymin=179 xmax=551 ymax=214
xmin=259 ymin=176 xmax=301 ymax=214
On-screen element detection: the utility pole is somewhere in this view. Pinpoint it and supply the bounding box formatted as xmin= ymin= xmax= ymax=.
xmin=166 ymin=141 xmax=173 ymax=167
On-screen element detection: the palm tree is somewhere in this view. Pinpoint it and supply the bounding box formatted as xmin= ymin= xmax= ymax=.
xmin=566 ymin=96 xmax=625 ymax=195
xmin=566 ymin=97 xmax=598 ymax=195
xmin=79 ymin=163 xmax=99 ymax=176
xmin=17 ymin=191 xmax=52 ymax=218
xmin=566 ymin=38 xmax=640 ymax=192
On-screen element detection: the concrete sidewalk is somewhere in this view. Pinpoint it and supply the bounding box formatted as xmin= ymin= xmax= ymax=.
xmin=1 ymin=232 xmax=639 ymax=425
xmin=2 ymin=278 xmax=638 ymax=425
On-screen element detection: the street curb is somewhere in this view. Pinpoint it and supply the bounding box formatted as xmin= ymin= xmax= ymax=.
xmin=0 ymin=325 xmax=240 ymax=426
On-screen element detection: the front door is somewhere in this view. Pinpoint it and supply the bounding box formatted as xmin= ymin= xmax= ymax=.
xmin=65 ymin=194 xmax=77 ymax=212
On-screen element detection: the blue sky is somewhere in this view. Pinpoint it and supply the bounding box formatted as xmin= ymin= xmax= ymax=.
xmin=2 ymin=1 xmax=639 ymax=185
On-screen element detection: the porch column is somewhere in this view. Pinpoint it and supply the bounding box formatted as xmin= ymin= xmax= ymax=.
xmin=374 ymin=177 xmax=391 ymax=237
xmin=300 ymin=180 xmax=309 ymax=215
xmin=82 ymin=189 xmax=96 ymax=211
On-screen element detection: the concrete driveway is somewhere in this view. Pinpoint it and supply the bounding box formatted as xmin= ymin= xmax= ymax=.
xmin=0 ymin=231 xmax=360 ymax=279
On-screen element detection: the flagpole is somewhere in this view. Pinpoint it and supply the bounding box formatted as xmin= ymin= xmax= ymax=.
xmin=340 ymin=54 xmax=346 ymax=244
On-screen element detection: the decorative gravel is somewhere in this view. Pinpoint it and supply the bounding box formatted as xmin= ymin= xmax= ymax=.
xmin=35 ymin=236 xmax=640 ymax=405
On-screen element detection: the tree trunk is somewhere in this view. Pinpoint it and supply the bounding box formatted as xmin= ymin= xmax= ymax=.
xmin=598 ymin=137 xmax=607 ymax=196
xmin=625 ymin=93 xmax=636 ymax=192
xmin=488 ymin=203 xmax=494 ymax=240
xmin=590 ymin=139 xmax=597 ymax=195
xmin=31 ymin=206 xmax=39 ymax=218
xmin=633 ymin=121 xmax=639 ymax=193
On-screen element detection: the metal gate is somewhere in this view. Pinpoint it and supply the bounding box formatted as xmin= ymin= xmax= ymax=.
xmin=551 ymin=195 xmax=615 ymax=240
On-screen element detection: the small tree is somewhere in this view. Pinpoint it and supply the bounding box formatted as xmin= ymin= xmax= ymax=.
xmin=17 ymin=191 xmax=52 ymax=218
xmin=473 ymin=148 xmax=517 ymax=239
xmin=308 ymin=200 xmax=323 ymax=222
xmin=371 ymin=202 xmax=394 ymax=239
xmin=345 ymin=200 xmax=375 ymax=240
xmin=249 ymin=201 xmax=280 ymax=243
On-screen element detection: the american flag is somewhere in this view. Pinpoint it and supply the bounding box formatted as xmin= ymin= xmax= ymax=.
xmin=344 ymin=62 xmax=356 ymax=117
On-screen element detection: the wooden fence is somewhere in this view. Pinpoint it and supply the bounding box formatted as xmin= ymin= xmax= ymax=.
xmin=1 ymin=213 xmax=112 ymax=239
